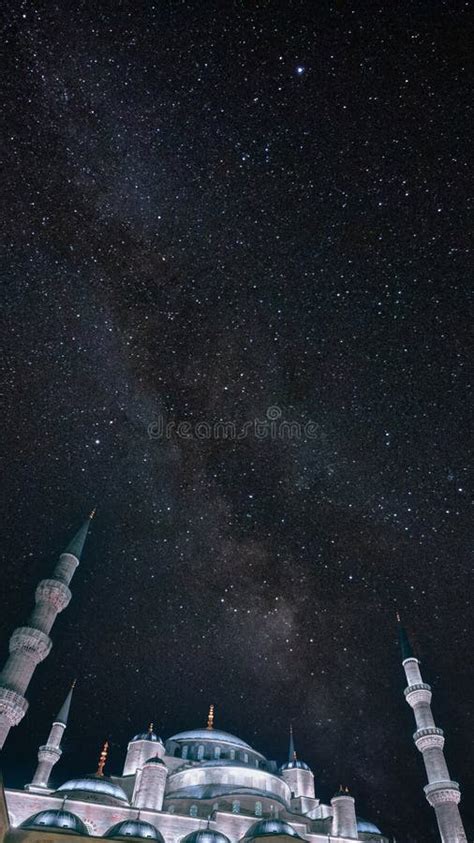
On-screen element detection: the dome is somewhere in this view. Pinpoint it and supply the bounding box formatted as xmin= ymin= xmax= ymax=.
xmin=244 ymin=820 xmax=303 ymax=839
xmin=168 ymin=729 xmax=252 ymax=749
xmin=20 ymin=810 xmax=88 ymax=835
xmin=280 ymin=760 xmax=311 ymax=772
xmin=357 ymin=818 xmax=383 ymax=835
xmin=182 ymin=832 xmax=231 ymax=843
xmin=56 ymin=775 xmax=129 ymax=804
xmin=133 ymin=730 xmax=161 ymax=743
xmin=105 ymin=821 xmax=164 ymax=840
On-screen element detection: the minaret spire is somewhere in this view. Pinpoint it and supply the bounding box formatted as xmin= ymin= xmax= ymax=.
xmin=288 ymin=723 xmax=296 ymax=762
xmin=96 ymin=741 xmax=109 ymax=777
xmin=27 ymin=681 xmax=76 ymax=791
xmin=0 ymin=512 xmax=93 ymax=750
xmin=397 ymin=614 xmax=467 ymax=843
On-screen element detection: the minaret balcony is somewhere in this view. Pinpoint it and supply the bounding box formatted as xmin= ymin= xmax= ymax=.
xmin=38 ymin=743 xmax=62 ymax=763
xmin=9 ymin=627 xmax=52 ymax=662
xmin=0 ymin=687 xmax=29 ymax=725
xmin=413 ymin=726 xmax=445 ymax=752
xmin=424 ymin=780 xmax=461 ymax=806
xmin=35 ymin=579 xmax=72 ymax=613
xmin=404 ymin=683 xmax=432 ymax=706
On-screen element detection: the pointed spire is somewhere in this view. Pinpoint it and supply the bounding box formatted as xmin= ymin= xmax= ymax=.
xmin=64 ymin=511 xmax=95 ymax=561
xmin=396 ymin=611 xmax=414 ymax=660
xmin=206 ymin=704 xmax=215 ymax=730
xmin=96 ymin=740 xmax=109 ymax=777
xmin=55 ymin=680 xmax=76 ymax=726
xmin=288 ymin=724 xmax=296 ymax=762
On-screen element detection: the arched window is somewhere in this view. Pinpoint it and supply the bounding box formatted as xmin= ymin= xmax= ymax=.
xmin=212 ymin=803 xmax=219 ymax=812
xmin=255 ymin=759 xmax=259 ymax=768
xmin=190 ymin=805 xmax=198 ymax=818
xmin=197 ymin=745 xmax=204 ymax=760
xmin=232 ymin=800 xmax=240 ymax=814
xmin=168 ymin=806 xmax=175 ymax=814
xmin=214 ymin=746 xmax=221 ymax=759
xmin=255 ymin=802 xmax=263 ymax=817
xmin=229 ymin=749 xmax=235 ymax=760
xmin=182 ymin=745 xmax=188 ymax=759
xmin=243 ymin=752 xmax=249 ymax=763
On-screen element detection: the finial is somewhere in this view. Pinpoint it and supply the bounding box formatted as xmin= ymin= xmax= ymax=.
xmin=396 ymin=610 xmax=401 ymax=623
xmin=71 ymin=678 xmax=77 ymax=689
xmin=288 ymin=722 xmax=296 ymax=762
xmin=89 ymin=507 xmax=96 ymax=519
xmin=96 ymin=740 xmax=109 ymax=776
xmin=207 ymin=704 xmax=215 ymax=730
xmin=148 ymin=722 xmax=154 ymax=734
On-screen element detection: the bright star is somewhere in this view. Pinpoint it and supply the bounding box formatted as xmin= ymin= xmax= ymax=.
xmin=296 ymin=66 xmax=305 ymax=75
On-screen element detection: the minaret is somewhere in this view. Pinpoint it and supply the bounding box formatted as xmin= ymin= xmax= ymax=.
xmin=397 ymin=614 xmax=467 ymax=843
xmin=27 ymin=681 xmax=76 ymax=790
xmin=0 ymin=512 xmax=94 ymax=750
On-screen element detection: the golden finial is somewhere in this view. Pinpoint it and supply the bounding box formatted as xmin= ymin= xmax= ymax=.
xmin=148 ymin=722 xmax=154 ymax=734
xmin=96 ymin=740 xmax=109 ymax=777
xmin=207 ymin=704 xmax=215 ymax=730
xmin=89 ymin=507 xmax=97 ymax=519
xmin=71 ymin=678 xmax=77 ymax=689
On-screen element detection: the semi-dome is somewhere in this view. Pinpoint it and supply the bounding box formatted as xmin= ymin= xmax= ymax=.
xmin=20 ymin=810 xmax=88 ymax=835
xmin=280 ymin=760 xmax=311 ymax=772
xmin=56 ymin=775 xmax=128 ymax=804
xmin=357 ymin=818 xmax=383 ymax=834
xmin=168 ymin=728 xmax=252 ymax=749
xmin=105 ymin=820 xmax=164 ymax=840
xmin=244 ymin=820 xmax=303 ymax=839
xmin=182 ymin=831 xmax=231 ymax=843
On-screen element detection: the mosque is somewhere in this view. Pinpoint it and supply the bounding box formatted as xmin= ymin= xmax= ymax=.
xmin=0 ymin=514 xmax=467 ymax=843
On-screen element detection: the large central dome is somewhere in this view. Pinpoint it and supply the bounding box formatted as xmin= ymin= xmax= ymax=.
xmin=168 ymin=729 xmax=252 ymax=749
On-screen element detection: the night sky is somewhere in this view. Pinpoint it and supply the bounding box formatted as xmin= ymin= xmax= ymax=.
xmin=1 ymin=1 xmax=472 ymax=841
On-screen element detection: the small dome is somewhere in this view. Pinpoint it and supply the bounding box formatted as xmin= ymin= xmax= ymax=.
xmin=280 ymin=760 xmax=311 ymax=772
xmin=133 ymin=730 xmax=161 ymax=743
xmin=244 ymin=820 xmax=303 ymax=839
xmin=56 ymin=775 xmax=128 ymax=804
xmin=182 ymin=832 xmax=231 ymax=843
xmin=357 ymin=818 xmax=383 ymax=835
xmin=20 ymin=810 xmax=88 ymax=835
xmin=105 ymin=820 xmax=164 ymax=840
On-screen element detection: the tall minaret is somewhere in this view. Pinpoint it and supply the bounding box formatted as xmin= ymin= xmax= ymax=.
xmin=0 ymin=512 xmax=94 ymax=750
xmin=27 ymin=681 xmax=76 ymax=790
xmin=397 ymin=614 xmax=467 ymax=843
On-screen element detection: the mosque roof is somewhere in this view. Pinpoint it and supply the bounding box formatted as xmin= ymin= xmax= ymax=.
xmin=167 ymin=729 xmax=252 ymax=749
xmin=105 ymin=820 xmax=164 ymax=840
xmin=20 ymin=810 xmax=88 ymax=835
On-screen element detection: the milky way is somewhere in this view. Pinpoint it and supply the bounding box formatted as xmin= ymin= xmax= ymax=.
xmin=1 ymin=2 xmax=472 ymax=841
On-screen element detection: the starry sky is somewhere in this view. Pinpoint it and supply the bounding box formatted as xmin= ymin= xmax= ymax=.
xmin=0 ymin=1 xmax=472 ymax=841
